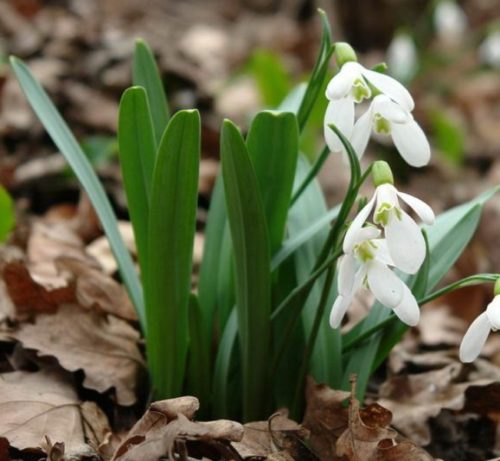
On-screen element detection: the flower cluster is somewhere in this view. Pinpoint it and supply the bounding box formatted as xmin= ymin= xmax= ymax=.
xmin=324 ymin=52 xmax=430 ymax=167
xmin=330 ymin=163 xmax=435 ymax=329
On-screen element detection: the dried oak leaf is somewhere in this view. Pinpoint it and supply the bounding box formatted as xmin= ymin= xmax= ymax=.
xmin=379 ymin=360 xmax=500 ymax=447
xmin=232 ymin=411 xmax=315 ymax=460
xmin=302 ymin=377 xmax=350 ymax=460
xmin=336 ymin=394 xmax=396 ymax=461
xmin=12 ymin=303 xmax=145 ymax=405
xmin=112 ymin=397 xmax=243 ymax=461
xmin=0 ymin=369 xmax=109 ymax=456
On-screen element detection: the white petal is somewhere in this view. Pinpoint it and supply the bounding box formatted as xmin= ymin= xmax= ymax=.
xmin=350 ymin=105 xmax=373 ymax=159
xmin=392 ymin=283 xmax=420 ymax=326
xmin=486 ymin=295 xmax=500 ymax=330
xmin=324 ymin=98 xmax=355 ymax=153
xmin=361 ymin=68 xmax=415 ymax=111
xmin=372 ymin=95 xmax=410 ymax=124
xmin=391 ymin=119 xmax=431 ymax=167
xmin=397 ymin=191 xmax=435 ymax=225
xmin=371 ymin=239 xmax=395 ymax=266
xmin=325 ymin=63 xmax=359 ymax=100
xmin=376 ymin=183 xmax=399 ymax=209
xmin=330 ymin=266 xmax=366 ymax=328
xmin=343 ymin=194 xmax=377 ymax=253
xmin=459 ymin=312 xmax=491 ymax=363
xmin=366 ymin=260 xmax=404 ymax=308
xmin=337 ymin=254 xmax=357 ymax=296
xmin=385 ymin=210 xmax=426 ymax=274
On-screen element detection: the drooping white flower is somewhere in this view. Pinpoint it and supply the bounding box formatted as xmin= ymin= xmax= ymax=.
xmin=434 ymin=0 xmax=467 ymax=44
xmin=324 ymin=61 xmax=415 ymax=154
xmin=344 ymin=182 xmax=435 ymax=275
xmin=479 ymin=30 xmax=500 ymax=69
xmin=326 ymin=61 xmax=414 ymax=110
xmin=459 ymin=295 xmax=500 ymax=362
xmin=351 ymin=94 xmax=431 ymax=167
xmin=330 ymin=226 xmax=420 ymax=329
xmin=387 ymin=32 xmax=418 ymax=82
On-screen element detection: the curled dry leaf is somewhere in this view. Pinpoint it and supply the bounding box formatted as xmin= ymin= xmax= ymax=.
xmin=302 ymin=377 xmax=350 ymax=460
xmin=232 ymin=411 xmax=315 ymax=460
xmin=379 ymin=359 xmax=500 ymax=447
xmin=112 ymin=397 xmax=244 ymax=461
xmin=0 ymin=369 xmax=109 ymax=456
xmin=12 ymin=303 xmax=145 ymax=406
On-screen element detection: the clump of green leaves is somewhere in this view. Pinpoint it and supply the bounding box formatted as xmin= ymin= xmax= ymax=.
xmin=11 ymin=11 xmax=498 ymax=422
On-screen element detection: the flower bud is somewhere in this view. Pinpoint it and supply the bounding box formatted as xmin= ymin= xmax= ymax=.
xmin=372 ymin=161 xmax=394 ymax=187
xmin=334 ymin=42 xmax=357 ymax=67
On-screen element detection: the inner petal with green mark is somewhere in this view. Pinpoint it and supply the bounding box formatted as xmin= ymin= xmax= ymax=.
xmin=374 ymin=113 xmax=391 ymax=134
xmin=354 ymin=239 xmax=377 ymax=262
xmin=351 ymin=78 xmax=371 ymax=103
xmin=375 ymin=203 xmax=402 ymax=226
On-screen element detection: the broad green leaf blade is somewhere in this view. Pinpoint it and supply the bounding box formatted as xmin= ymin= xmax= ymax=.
xmin=221 ymin=119 xmax=271 ymax=421
xmin=271 ymin=203 xmax=340 ymax=271
xmin=0 ymin=185 xmax=15 ymax=242
xmin=146 ymin=109 xmax=200 ymax=398
xmin=118 ymin=86 xmax=156 ymax=275
xmin=186 ymin=294 xmax=211 ymax=417
xmin=289 ymin=156 xmax=341 ymax=386
xmin=212 ymin=308 xmax=239 ymax=418
xmin=133 ymin=39 xmax=170 ymax=145
xmin=342 ymin=187 xmax=499 ymax=399
xmin=246 ymin=111 xmax=299 ymax=254
xmin=10 ymin=56 xmax=145 ymax=330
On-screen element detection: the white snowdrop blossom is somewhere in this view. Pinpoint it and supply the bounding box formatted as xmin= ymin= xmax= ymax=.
xmin=330 ymin=226 xmax=420 ymax=329
xmin=344 ymin=182 xmax=435 ymax=275
xmin=324 ymin=61 xmax=414 ymax=154
xmin=387 ymin=32 xmax=418 ymax=82
xmin=434 ymin=0 xmax=467 ymax=43
xmin=479 ymin=30 xmax=500 ymax=69
xmin=459 ymin=295 xmax=500 ymax=362
xmin=351 ymin=95 xmax=431 ymax=167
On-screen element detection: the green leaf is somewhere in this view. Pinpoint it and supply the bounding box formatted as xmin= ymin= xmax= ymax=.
xmin=288 ymin=156 xmax=341 ymax=386
xmin=186 ymin=294 xmax=211 ymax=417
xmin=249 ymin=49 xmax=291 ymax=107
xmin=212 ymin=308 xmax=239 ymax=418
xmin=271 ymin=204 xmax=340 ymax=271
xmin=221 ymin=119 xmax=271 ymax=421
xmin=146 ymin=109 xmax=200 ymax=398
xmin=430 ymin=110 xmax=464 ymax=166
xmin=246 ymin=111 xmax=299 ymax=254
xmin=133 ymin=39 xmax=170 ymax=145
xmin=0 ymin=185 xmax=15 ymax=242
xmin=118 ymin=86 xmax=156 ymax=276
xmin=10 ymin=56 xmax=145 ymax=330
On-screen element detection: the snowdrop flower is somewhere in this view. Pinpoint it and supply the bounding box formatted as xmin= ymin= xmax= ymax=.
xmin=324 ymin=44 xmax=414 ymax=154
xmin=350 ymin=94 xmax=431 ymax=167
xmin=344 ymin=161 xmax=435 ymax=275
xmin=434 ymin=0 xmax=467 ymax=44
xmin=459 ymin=280 xmax=500 ymax=362
xmin=330 ymin=225 xmax=420 ymax=329
xmin=479 ymin=30 xmax=500 ymax=69
xmin=387 ymin=32 xmax=418 ymax=82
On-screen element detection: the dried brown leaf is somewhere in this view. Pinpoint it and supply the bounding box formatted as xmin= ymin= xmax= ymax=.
xmin=0 ymin=369 xmax=109 ymax=456
xmin=12 ymin=303 xmax=145 ymax=405
xmin=113 ymin=398 xmax=244 ymax=461
xmin=302 ymin=377 xmax=350 ymax=460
